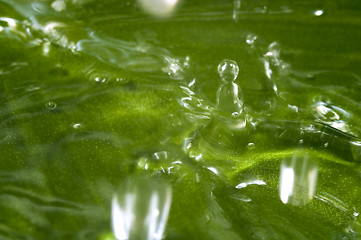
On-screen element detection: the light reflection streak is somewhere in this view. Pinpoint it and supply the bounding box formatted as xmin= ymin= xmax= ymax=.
xmin=279 ymin=154 xmax=318 ymax=205
xmin=112 ymin=179 xmax=172 ymax=240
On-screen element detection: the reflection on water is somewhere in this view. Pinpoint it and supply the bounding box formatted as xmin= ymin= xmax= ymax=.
xmin=279 ymin=154 xmax=318 ymax=205
xmin=0 ymin=0 xmax=361 ymax=239
xmin=112 ymin=177 xmax=172 ymax=240
xmin=137 ymin=0 xmax=179 ymax=17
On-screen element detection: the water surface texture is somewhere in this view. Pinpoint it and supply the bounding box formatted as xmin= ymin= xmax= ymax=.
xmin=1 ymin=0 xmax=361 ymax=239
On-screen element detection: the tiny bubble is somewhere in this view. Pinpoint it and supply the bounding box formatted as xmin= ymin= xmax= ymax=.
xmin=45 ymin=101 xmax=57 ymax=110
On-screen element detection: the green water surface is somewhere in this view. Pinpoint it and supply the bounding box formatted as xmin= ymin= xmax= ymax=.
xmin=1 ymin=0 xmax=361 ymax=239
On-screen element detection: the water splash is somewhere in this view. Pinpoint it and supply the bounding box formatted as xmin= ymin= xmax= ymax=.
xmin=216 ymin=60 xmax=243 ymax=117
xmin=312 ymin=101 xmax=353 ymax=136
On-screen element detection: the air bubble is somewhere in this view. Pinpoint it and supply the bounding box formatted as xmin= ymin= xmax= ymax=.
xmin=45 ymin=101 xmax=57 ymax=110
xmin=217 ymin=59 xmax=239 ymax=82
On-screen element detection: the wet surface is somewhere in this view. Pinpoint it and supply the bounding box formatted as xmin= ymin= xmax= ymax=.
xmin=1 ymin=0 xmax=361 ymax=239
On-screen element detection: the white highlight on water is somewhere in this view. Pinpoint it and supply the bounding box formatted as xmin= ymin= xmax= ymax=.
xmin=280 ymin=155 xmax=318 ymax=205
xmin=137 ymin=0 xmax=178 ymax=17
xmin=235 ymin=180 xmax=266 ymax=189
xmin=314 ymin=10 xmax=324 ymax=16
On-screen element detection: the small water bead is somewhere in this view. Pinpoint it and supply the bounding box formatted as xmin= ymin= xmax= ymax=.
xmin=247 ymin=142 xmax=255 ymax=150
xmin=232 ymin=111 xmax=241 ymax=118
xmin=94 ymin=76 xmax=108 ymax=83
xmin=88 ymin=69 xmax=127 ymax=85
xmin=162 ymin=57 xmax=183 ymax=80
xmin=316 ymin=104 xmax=340 ymax=120
xmin=183 ymin=56 xmax=190 ymax=69
xmin=314 ymin=10 xmax=324 ymax=16
xmin=72 ymin=123 xmax=82 ymax=129
xmin=246 ymin=34 xmax=258 ymax=46
xmin=45 ymin=101 xmax=57 ymax=110
xmin=217 ymin=59 xmax=239 ymax=82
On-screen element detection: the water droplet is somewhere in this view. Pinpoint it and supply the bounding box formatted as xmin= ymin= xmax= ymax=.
xmin=183 ymin=56 xmax=190 ymax=69
xmin=217 ymin=59 xmax=239 ymax=82
xmin=247 ymin=142 xmax=255 ymax=150
xmin=232 ymin=111 xmax=241 ymax=118
xmin=94 ymin=76 xmax=108 ymax=83
xmin=315 ymin=104 xmax=340 ymax=120
xmin=246 ymin=34 xmax=258 ymax=45
xmin=73 ymin=123 xmax=82 ymax=129
xmin=314 ymin=10 xmax=324 ymax=16
xmin=45 ymin=101 xmax=57 ymax=110
xmin=153 ymin=151 xmax=168 ymax=161
xmin=162 ymin=57 xmax=183 ymax=80
xmin=288 ymin=104 xmax=298 ymax=113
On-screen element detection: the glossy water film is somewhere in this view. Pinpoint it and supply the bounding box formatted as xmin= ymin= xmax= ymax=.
xmin=0 ymin=0 xmax=361 ymax=239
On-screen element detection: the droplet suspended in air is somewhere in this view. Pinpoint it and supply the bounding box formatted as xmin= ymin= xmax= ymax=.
xmin=215 ymin=59 xmax=245 ymax=128
xmin=217 ymin=59 xmax=239 ymax=82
